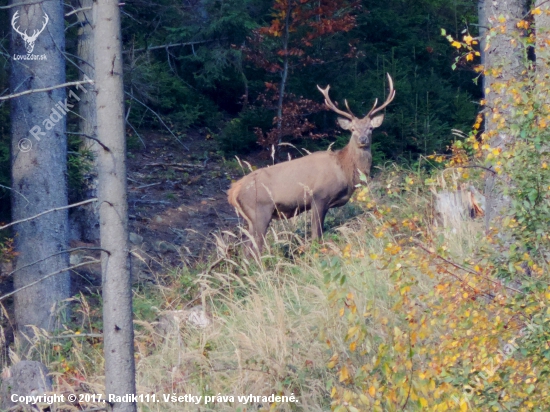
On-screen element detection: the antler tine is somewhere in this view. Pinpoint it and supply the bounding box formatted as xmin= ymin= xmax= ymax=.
xmin=368 ymin=73 xmax=396 ymax=118
xmin=344 ymin=99 xmax=355 ymax=116
xmin=317 ymin=85 xmax=354 ymax=119
xmin=11 ymin=11 xmax=26 ymax=36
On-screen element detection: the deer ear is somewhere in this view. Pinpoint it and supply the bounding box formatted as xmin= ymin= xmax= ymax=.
xmin=337 ymin=118 xmax=352 ymax=130
xmin=370 ymin=114 xmax=385 ymax=128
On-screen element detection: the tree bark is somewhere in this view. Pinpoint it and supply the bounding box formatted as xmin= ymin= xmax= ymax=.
xmin=9 ymin=0 xmax=70 ymax=341
xmin=71 ymin=0 xmax=100 ymax=242
xmin=276 ymin=0 xmax=292 ymax=147
xmin=482 ymin=0 xmax=528 ymax=232
xmin=535 ymin=1 xmax=550 ymax=74
xmin=93 ymin=0 xmax=136 ymax=410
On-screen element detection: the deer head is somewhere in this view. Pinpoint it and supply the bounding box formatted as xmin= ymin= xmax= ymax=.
xmin=12 ymin=11 xmax=49 ymax=54
xmin=317 ymin=73 xmax=395 ymax=149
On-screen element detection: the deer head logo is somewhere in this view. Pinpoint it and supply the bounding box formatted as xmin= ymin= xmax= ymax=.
xmin=11 ymin=11 xmax=49 ymax=54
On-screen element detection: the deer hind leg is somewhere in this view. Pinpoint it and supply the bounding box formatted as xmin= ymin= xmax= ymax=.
xmin=311 ymin=198 xmax=329 ymax=240
xmin=239 ymin=204 xmax=273 ymax=255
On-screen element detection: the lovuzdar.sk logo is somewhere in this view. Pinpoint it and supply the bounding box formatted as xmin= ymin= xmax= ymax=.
xmin=11 ymin=10 xmax=49 ymax=60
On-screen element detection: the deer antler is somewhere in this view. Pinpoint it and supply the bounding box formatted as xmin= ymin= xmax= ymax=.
xmin=27 ymin=13 xmax=49 ymax=42
xmin=11 ymin=11 xmax=27 ymax=38
xmin=316 ymin=84 xmax=354 ymax=119
xmin=366 ymin=73 xmax=396 ymax=118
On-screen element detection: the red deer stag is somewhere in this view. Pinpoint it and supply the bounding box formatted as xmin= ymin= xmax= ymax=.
xmin=228 ymin=74 xmax=395 ymax=252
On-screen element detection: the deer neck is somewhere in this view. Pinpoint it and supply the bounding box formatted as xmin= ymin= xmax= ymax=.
xmin=337 ymin=140 xmax=372 ymax=186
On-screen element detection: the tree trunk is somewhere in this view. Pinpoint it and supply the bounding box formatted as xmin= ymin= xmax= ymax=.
xmin=93 ymin=0 xmax=136 ymax=410
xmin=535 ymin=1 xmax=550 ymax=73
xmin=482 ymin=0 xmax=528 ymax=232
xmin=9 ymin=0 xmax=70 ymax=341
xmin=276 ymin=0 xmax=292 ymax=147
xmin=71 ymin=0 xmax=100 ymax=242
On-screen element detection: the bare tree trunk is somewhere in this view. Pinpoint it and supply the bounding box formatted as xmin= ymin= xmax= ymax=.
xmin=535 ymin=1 xmax=550 ymax=73
xmin=71 ymin=0 xmax=99 ymax=242
xmin=9 ymin=0 xmax=70 ymax=342
xmin=93 ymin=0 xmax=136 ymax=410
xmin=276 ymin=0 xmax=292 ymax=147
xmin=482 ymin=0 xmax=528 ymax=232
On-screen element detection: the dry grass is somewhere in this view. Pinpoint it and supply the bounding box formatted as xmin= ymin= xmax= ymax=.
xmin=11 ymin=166 xmax=488 ymax=411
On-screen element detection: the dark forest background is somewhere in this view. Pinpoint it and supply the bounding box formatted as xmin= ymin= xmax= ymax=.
xmin=0 ymin=0 xmax=480 ymax=219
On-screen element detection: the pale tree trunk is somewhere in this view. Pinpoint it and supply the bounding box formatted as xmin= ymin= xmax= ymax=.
xmin=72 ymin=0 xmax=99 ymax=242
xmin=482 ymin=0 xmax=528 ymax=232
xmin=535 ymin=2 xmax=550 ymax=74
xmin=9 ymin=0 xmax=70 ymax=341
xmin=93 ymin=0 xmax=136 ymax=410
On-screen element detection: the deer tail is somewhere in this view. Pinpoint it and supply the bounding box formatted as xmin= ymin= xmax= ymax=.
xmin=228 ymin=180 xmax=252 ymax=226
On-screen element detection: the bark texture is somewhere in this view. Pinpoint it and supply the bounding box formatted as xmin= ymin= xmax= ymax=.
xmin=71 ymin=0 xmax=100 ymax=242
xmin=93 ymin=0 xmax=136 ymax=410
xmin=9 ymin=0 xmax=70 ymax=339
xmin=482 ymin=0 xmax=528 ymax=232
xmin=0 ymin=361 xmax=52 ymax=411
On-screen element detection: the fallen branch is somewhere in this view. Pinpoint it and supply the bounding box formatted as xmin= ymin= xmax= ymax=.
xmin=0 ymin=80 xmax=94 ymax=101
xmin=145 ymin=162 xmax=204 ymax=169
xmin=0 ymin=260 xmax=101 ymax=302
xmin=0 ymin=198 xmax=97 ymax=231
xmin=413 ymin=239 xmax=523 ymax=294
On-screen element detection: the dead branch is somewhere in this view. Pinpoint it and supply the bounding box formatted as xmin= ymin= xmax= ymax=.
xmin=124 ymin=39 xmax=214 ymax=53
xmin=145 ymin=162 xmax=204 ymax=169
xmin=0 ymin=80 xmax=94 ymax=101
xmin=412 ymin=239 xmax=524 ymax=294
xmin=0 ymin=198 xmax=97 ymax=231
xmin=3 ymin=247 xmax=106 ymax=279
xmin=65 ymin=6 xmax=92 ymax=17
xmin=124 ymin=91 xmax=189 ymax=151
xmin=66 ymin=132 xmax=111 ymax=152
xmin=0 ymin=0 xmax=45 ymax=10
xmin=0 ymin=261 xmax=101 ymax=302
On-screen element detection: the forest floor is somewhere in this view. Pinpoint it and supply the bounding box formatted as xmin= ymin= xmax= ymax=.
xmin=122 ymin=129 xmax=264 ymax=278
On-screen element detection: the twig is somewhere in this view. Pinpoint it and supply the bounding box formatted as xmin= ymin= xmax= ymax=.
xmin=51 ymin=333 xmax=103 ymax=339
xmin=0 ymin=80 xmax=94 ymax=101
xmin=448 ymin=165 xmax=497 ymax=175
xmin=0 ymin=0 xmax=45 ymax=9
xmin=0 ymin=261 xmax=101 ymax=302
xmin=145 ymin=162 xmax=203 ymax=169
xmin=0 ymin=198 xmax=97 ymax=231
xmin=413 ymin=239 xmax=524 ymax=294
xmin=124 ymin=91 xmax=189 ymax=151
xmin=4 ymin=247 xmax=106 ymax=279
xmin=132 ymin=182 xmax=162 ymax=190
xmin=124 ymin=39 xmax=214 ymax=53
xmin=126 ymin=119 xmax=146 ymax=148
xmin=400 ymin=332 xmax=413 ymax=411
xmin=65 ymin=6 xmax=92 ymax=17
xmin=66 ymin=132 xmax=110 ymax=152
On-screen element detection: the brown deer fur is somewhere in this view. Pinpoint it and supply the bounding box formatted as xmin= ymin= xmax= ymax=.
xmin=228 ymin=74 xmax=395 ymax=252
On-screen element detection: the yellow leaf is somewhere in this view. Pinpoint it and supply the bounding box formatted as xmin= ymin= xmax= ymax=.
xmin=460 ymin=399 xmax=468 ymax=411
xmin=350 ymin=341 xmax=357 ymax=351
xmin=532 ymin=7 xmax=542 ymax=15
xmin=451 ymin=41 xmax=462 ymax=49
xmin=420 ymin=398 xmax=428 ymax=407
xmin=466 ymin=53 xmax=474 ymax=62
xmin=339 ymin=365 xmax=350 ymax=382
xmin=369 ymin=386 xmax=376 ymax=397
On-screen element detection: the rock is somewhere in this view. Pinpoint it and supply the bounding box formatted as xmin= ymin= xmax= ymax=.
xmin=153 ymin=240 xmax=178 ymax=254
xmin=0 ymin=361 xmax=52 ymax=411
xmin=129 ymin=232 xmax=144 ymax=245
xmin=154 ymin=216 xmax=163 ymax=223
xmin=156 ymin=306 xmax=212 ymax=335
